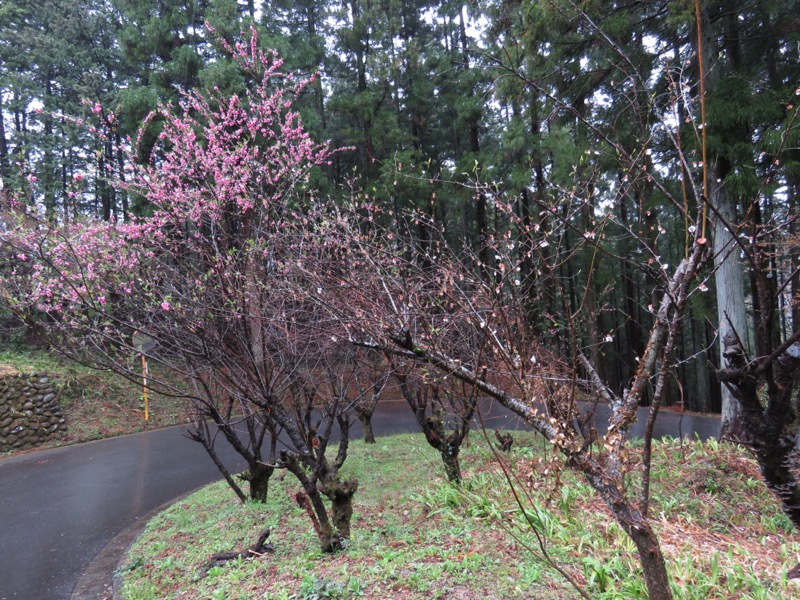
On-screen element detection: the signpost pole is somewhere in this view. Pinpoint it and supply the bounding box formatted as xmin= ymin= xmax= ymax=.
xmin=141 ymin=353 xmax=149 ymax=421
xmin=133 ymin=330 xmax=157 ymax=422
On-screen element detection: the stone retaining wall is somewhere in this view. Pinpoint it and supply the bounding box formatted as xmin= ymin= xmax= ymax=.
xmin=0 ymin=371 xmax=65 ymax=452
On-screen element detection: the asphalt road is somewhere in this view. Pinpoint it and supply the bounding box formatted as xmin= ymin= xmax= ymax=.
xmin=0 ymin=425 xmax=246 ymax=600
xmin=0 ymin=398 xmax=718 ymax=600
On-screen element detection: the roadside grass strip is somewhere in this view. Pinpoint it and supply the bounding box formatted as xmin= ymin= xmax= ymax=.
xmin=120 ymin=433 xmax=800 ymax=599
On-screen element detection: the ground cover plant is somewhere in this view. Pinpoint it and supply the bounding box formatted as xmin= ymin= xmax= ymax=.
xmin=118 ymin=432 xmax=800 ymax=600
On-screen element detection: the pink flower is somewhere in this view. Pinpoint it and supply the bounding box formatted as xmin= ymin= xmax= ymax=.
xmin=98 ymin=296 xmax=106 ymax=305
xmin=74 ymin=173 xmax=84 ymax=181
xmin=161 ymin=301 xmax=171 ymax=311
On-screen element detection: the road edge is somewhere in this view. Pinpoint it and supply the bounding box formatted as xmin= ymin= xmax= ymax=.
xmin=69 ymin=486 xmax=205 ymax=600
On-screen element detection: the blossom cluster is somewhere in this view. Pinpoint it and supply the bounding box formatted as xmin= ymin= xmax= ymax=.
xmin=0 ymin=27 xmax=335 ymax=336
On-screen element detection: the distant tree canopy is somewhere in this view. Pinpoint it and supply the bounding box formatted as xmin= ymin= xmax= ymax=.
xmin=1 ymin=0 xmax=798 ymax=416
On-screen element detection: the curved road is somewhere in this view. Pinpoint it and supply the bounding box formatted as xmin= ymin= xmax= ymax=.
xmin=0 ymin=425 xmax=246 ymax=600
xmin=0 ymin=399 xmax=717 ymax=600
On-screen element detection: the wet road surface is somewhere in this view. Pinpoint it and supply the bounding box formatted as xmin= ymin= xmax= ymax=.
xmin=0 ymin=398 xmax=718 ymax=600
xmin=0 ymin=425 xmax=248 ymax=600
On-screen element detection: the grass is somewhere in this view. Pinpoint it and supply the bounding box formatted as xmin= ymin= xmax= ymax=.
xmin=0 ymin=346 xmax=188 ymax=454
xmin=118 ymin=432 xmax=800 ymax=599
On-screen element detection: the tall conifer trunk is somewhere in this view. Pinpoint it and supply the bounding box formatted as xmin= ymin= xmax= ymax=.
xmin=695 ymin=1 xmax=749 ymax=438
xmin=710 ymin=175 xmax=748 ymax=438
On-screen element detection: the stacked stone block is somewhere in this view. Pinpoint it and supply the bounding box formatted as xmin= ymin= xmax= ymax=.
xmin=0 ymin=371 xmax=65 ymax=452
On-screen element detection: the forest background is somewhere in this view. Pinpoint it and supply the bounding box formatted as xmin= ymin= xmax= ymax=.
xmin=1 ymin=0 xmax=799 ymax=433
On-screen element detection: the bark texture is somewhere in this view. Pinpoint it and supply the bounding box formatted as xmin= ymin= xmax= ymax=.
xmin=357 ymin=411 xmax=376 ymax=444
xmin=711 ymin=177 xmax=749 ymax=440
xmin=717 ymin=333 xmax=800 ymax=531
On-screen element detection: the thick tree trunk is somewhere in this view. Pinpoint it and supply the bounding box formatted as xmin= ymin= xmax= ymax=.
xmin=694 ymin=0 xmax=749 ymax=438
xmin=321 ymin=477 xmax=358 ymax=539
xmin=240 ymin=463 xmax=274 ymax=503
xmin=718 ymin=334 xmax=800 ymax=530
xmin=692 ymin=311 xmax=712 ymax=412
xmin=755 ymin=435 xmax=800 ymax=529
xmin=357 ymin=411 xmax=376 ymax=443
xmin=440 ymin=442 xmax=462 ymax=484
xmin=711 ymin=176 xmax=748 ymax=439
xmin=283 ymin=451 xmax=347 ymax=553
xmin=791 ymin=169 xmax=800 ymax=334
xmin=0 ymin=94 xmax=10 ymax=181
xmin=307 ymin=485 xmax=339 ymax=552
xmin=295 ymin=488 xmax=341 ymax=553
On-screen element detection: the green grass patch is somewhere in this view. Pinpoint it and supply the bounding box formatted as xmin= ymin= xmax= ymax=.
xmin=119 ymin=432 xmax=800 ymax=599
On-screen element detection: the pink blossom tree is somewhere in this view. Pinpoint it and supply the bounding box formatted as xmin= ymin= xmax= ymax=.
xmin=0 ymin=28 xmax=360 ymax=553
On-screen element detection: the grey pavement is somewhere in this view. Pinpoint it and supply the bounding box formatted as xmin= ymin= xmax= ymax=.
xmin=0 ymin=425 xmax=245 ymax=600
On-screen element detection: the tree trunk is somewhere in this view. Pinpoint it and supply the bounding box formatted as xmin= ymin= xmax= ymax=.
xmin=307 ymin=485 xmax=340 ymax=552
xmin=570 ymin=451 xmax=674 ymax=600
xmin=711 ymin=175 xmax=748 ymax=439
xmin=694 ymin=0 xmax=750 ymax=438
xmin=627 ymin=522 xmax=673 ymax=600
xmin=357 ymin=411 xmax=376 ymax=443
xmin=755 ymin=435 xmax=800 ymax=529
xmin=295 ymin=487 xmax=341 ymax=553
xmin=440 ymin=442 xmax=462 ymax=484
xmin=692 ymin=309 xmax=712 ymax=413
xmin=718 ymin=333 xmax=800 ymax=530
xmin=586 ymin=462 xmax=673 ymax=600
xmin=240 ymin=463 xmax=274 ymax=503
xmin=0 ymin=94 xmax=10 ymax=181
xmin=283 ymin=451 xmax=344 ymax=553
xmin=321 ymin=477 xmax=358 ymax=539
xmin=790 ymin=168 xmax=800 ymax=335
xmin=393 ymin=371 xmax=471 ymax=484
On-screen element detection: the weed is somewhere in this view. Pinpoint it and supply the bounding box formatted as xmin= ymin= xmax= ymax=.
xmin=582 ymin=556 xmax=611 ymax=593
xmin=298 ymin=574 xmax=344 ymax=599
xmin=119 ymin=580 xmax=159 ymax=600
xmin=519 ymin=561 xmax=542 ymax=586
xmin=119 ymin=556 xmax=145 ymax=574
xmin=206 ymin=566 xmax=225 ymax=578
xmin=346 ymin=576 xmax=365 ymax=597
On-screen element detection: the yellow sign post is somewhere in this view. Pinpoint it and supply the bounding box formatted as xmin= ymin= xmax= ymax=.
xmin=132 ymin=331 xmax=158 ymax=421
xmin=141 ymin=353 xmax=149 ymax=421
